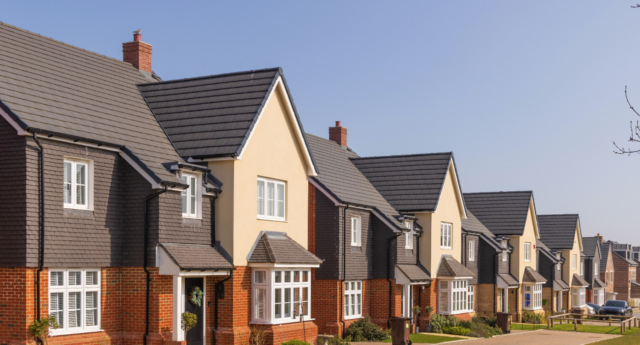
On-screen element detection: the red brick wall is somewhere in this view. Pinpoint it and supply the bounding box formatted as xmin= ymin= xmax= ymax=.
xmin=0 ymin=268 xmax=36 ymax=345
xmin=122 ymin=41 xmax=152 ymax=73
xmin=328 ymin=123 xmax=347 ymax=147
xmin=612 ymin=255 xmax=631 ymax=301
xmin=586 ymin=289 xmax=593 ymax=304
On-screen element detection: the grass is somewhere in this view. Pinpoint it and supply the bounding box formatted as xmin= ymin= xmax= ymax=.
xmin=510 ymin=322 xmax=546 ymax=331
xmin=550 ymin=323 xmax=640 ymax=336
xmin=382 ymin=333 xmax=464 ymax=344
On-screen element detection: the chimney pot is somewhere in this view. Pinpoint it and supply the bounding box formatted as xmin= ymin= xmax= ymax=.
xmin=329 ymin=121 xmax=347 ymax=147
xmin=123 ymin=30 xmax=152 ymax=73
xmin=336 ymin=121 xmax=341 ymax=127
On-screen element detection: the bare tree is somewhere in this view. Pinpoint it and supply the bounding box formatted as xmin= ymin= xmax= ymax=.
xmin=613 ymin=86 xmax=640 ymax=155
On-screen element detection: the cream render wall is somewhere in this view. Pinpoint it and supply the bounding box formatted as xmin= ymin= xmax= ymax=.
xmin=208 ymin=83 xmax=312 ymax=266
xmin=562 ymin=224 xmax=583 ymax=286
xmin=509 ymin=199 xmax=539 ymax=283
xmin=417 ymin=163 xmax=465 ymax=275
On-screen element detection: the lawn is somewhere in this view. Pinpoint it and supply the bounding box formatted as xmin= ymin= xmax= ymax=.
xmin=585 ymin=325 xmax=640 ymax=345
xmin=382 ymin=333 xmax=464 ymax=344
xmin=550 ymin=323 xmax=640 ymax=336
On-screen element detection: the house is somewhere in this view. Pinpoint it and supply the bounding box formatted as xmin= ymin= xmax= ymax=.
xmin=536 ymin=240 xmax=569 ymax=313
xmin=581 ymin=237 xmax=607 ymax=305
xmin=608 ymin=241 xmax=639 ymax=301
xmin=633 ymin=247 xmax=640 ymax=261
xmin=597 ymin=237 xmax=618 ymax=302
xmin=538 ymin=214 xmax=589 ymax=312
xmin=0 ymin=23 xmax=321 ymax=345
xmin=349 ymin=145 xmax=473 ymax=326
xmin=463 ymin=191 xmax=547 ymax=322
xmin=305 ymin=125 xmax=418 ymax=335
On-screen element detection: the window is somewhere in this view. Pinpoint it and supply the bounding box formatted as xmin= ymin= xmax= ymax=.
xmin=252 ymin=268 xmax=311 ymax=324
xmin=572 ymin=287 xmax=586 ymax=307
xmin=438 ymin=279 xmax=473 ymax=314
xmin=502 ymin=251 xmax=507 ymax=262
xmin=580 ymin=261 xmax=584 ymax=276
xmin=595 ymin=263 xmax=599 ymax=276
xmin=524 ymin=242 xmax=531 ymax=262
xmin=467 ymin=285 xmax=474 ymax=311
xmin=523 ymin=284 xmax=542 ymax=310
xmin=181 ymin=173 xmax=199 ymax=218
xmin=63 ymin=159 xmax=91 ymax=209
xmin=594 ymin=289 xmax=605 ymax=305
xmin=257 ymin=178 xmax=285 ymax=221
xmin=405 ymin=221 xmax=413 ymax=250
xmin=345 ymin=281 xmax=362 ymax=319
xmin=49 ymin=269 xmax=100 ymax=335
xmin=469 ymin=240 xmax=475 ymax=262
xmin=440 ymin=223 xmax=452 ymax=249
xmin=573 ymin=254 xmax=577 ymax=270
xmin=351 ymin=217 xmax=361 ymax=247
xmin=557 ymin=261 xmax=561 ymax=271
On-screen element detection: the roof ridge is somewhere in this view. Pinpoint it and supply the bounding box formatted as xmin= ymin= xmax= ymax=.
xmin=137 ymin=67 xmax=282 ymax=86
xmin=0 ymin=21 xmax=133 ymax=67
xmin=538 ymin=214 xmax=579 ymax=217
xmin=464 ymin=190 xmax=533 ymax=195
xmin=352 ymin=152 xmax=453 ymax=161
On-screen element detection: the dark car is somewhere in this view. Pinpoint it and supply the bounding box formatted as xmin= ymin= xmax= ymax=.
xmin=587 ymin=302 xmax=603 ymax=314
xmin=598 ymin=300 xmax=633 ymax=316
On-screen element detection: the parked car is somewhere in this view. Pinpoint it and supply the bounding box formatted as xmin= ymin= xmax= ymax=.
xmin=587 ymin=303 xmax=603 ymax=314
xmin=585 ymin=304 xmax=595 ymax=315
xmin=598 ymin=300 xmax=633 ymax=316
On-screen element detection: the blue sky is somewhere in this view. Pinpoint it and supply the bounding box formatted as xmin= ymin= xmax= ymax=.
xmin=3 ymin=1 xmax=639 ymax=240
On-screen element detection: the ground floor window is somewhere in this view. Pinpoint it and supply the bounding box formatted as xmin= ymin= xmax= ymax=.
xmin=467 ymin=285 xmax=474 ymax=311
xmin=572 ymin=287 xmax=586 ymax=308
xmin=523 ymin=284 xmax=542 ymax=310
xmin=252 ymin=268 xmax=311 ymax=324
xmin=438 ymin=279 xmax=473 ymax=315
xmin=345 ymin=281 xmax=362 ymax=319
xmin=49 ymin=269 xmax=101 ymax=335
xmin=593 ymin=289 xmax=605 ymax=305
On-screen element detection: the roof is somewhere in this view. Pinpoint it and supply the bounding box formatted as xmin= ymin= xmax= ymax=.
xmin=522 ymin=267 xmax=547 ymax=284
xmin=462 ymin=210 xmax=503 ymax=250
xmin=437 ymin=256 xmax=475 ymax=278
xmin=613 ymin=251 xmax=638 ymax=266
xmin=572 ymin=274 xmax=590 ymax=287
xmin=0 ymin=22 xmax=186 ymax=186
xmin=306 ymin=134 xmax=407 ymax=231
xmin=536 ymin=240 xmax=559 ymax=263
xmin=538 ymin=214 xmax=580 ymax=250
xmin=593 ymin=278 xmax=606 ymax=289
xmin=499 ymin=273 xmax=520 ymax=287
xmin=600 ymin=243 xmax=612 ymax=272
xmin=248 ymin=232 xmax=323 ymax=265
xmin=463 ymin=191 xmax=535 ymax=236
xmin=138 ymin=68 xmax=318 ymax=173
xmin=158 ymin=243 xmax=233 ymax=270
xmin=582 ymin=237 xmax=600 ymax=258
xmin=554 ymin=279 xmax=570 ymax=290
xmin=396 ymin=264 xmax=431 ymax=283
xmin=350 ymin=152 xmax=466 ymax=214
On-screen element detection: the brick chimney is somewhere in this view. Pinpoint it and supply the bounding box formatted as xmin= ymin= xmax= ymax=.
xmin=597 ymin=233 xmax=603 ymax=244
xmin=329 ymin=121 xmax=347 ymax=147
xmin=122 ymin=30 xmax=152 ymax=73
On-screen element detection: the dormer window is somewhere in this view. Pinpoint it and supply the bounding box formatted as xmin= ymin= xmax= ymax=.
xmin=404 ymin=221 xmax=413 ymax=250
xmin=63 ymin=158 xmax=93 ymax=210
xmin=180 ymin=172 xmax=202 ymax=219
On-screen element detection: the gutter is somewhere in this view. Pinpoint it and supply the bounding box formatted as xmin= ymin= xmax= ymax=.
xmin=387 ymin=230 xmax=404 ymax=328
xmin=32 ymin=132 xmax=44 ymax=343
xmin=340 ymin=204 xmax=350 ymax=337
xmin=493 ymin=251 xmax=499 ymax=315
xmin=213 ymin=270 xmax=234 ymax=345
xmin=211 ymin=189 xmax=220 ymax=247
xmin=143 ymin=186 xmax=168 ymax=345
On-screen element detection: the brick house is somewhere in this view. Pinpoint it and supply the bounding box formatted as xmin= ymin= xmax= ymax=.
xmin=597 ymin=240 xmax=618 ymax=302
xmin=464 ymin=192 xmax=547 ymax=322
xmin=536 ymin=240 xmax=569 ymax=313
xmin=0 ymin=23 xmax=322 ymax=345
xmin=581 ymin=237 xmax=607 ymax=305
xmin=608 ymin=242 xmax=639 ymax=301
xmin=538 ymin=214 xmax=590 ymax=313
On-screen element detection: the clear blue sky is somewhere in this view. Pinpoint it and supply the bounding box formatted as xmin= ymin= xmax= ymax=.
xmin=3 ymin=1 xmax=639 ymax=241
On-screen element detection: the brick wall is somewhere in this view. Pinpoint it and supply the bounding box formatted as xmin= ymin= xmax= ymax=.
xmin=0 ymin=267 xmax=35 ymax=345
xmin=122 ymin=41 xmax=152 ymax=73
xmin=476 ymin=284 xmax=497 ymax=317
xmin=612 ymin=254 xmax=631 ymax=301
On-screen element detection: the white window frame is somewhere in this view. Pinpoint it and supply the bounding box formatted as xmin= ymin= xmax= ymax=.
xmin=573 ymin=254 xmax=577 ymax=270
xmin=440 ymin=223 xmax=452 ymax=249
xmin=523 ymin=284 xmax=542 ymax=310
xmin=63 ymin=158 xmax=93 ymax=210
xmin=49 ymin=269 xmax=101 ymax=336
xmin=181 ymin=172 xmax=201 ymax=219
xmin=572 ymin=287 xmax=586 ymax=308
xmin=251 ymin=268 xmax=312 ymax=324
xmin=257 ymin=177 xmax=286 ymax=222
xmin=438 ymin=279 xmax=473 ymax=315
xmin=405 ymin=221 xmax=413 ymax=250
xmin=344 ymin=281 xmax=362 ymax=319
xmin=469 ymin=240 xmax=475 ymax=262
xmin=595 ymin=262 xmax=599 ymax=276
xmin=524 ymin=242 xmax=531 ymax=262
xmin=502 ymin=251 xmax=508 ymax=262
xmin=467 ymin=285 xmax=474 ymax=311
xmin=580 ymin=261 xmax=584 ymax=276
xmin=351 ymin=217 xmax=361 ymax=247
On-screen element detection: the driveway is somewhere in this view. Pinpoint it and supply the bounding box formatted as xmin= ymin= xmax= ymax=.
xmin=459 ymin=330 xmax=619 ymax=345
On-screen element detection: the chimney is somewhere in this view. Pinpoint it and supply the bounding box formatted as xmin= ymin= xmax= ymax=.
xmin=329 ymin=121 xmax=347 ymax=147
xmin=122 ymin=30 xmax=152 ymax=73
xmin=597 ymin=233 xmax=603 ymax=244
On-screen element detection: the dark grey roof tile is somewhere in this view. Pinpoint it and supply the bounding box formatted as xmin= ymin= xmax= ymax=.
xmin=396 ymin=264 xmax=431 ymax=282
xmin=248 ymin=231 xmax=322 ymax=265
xmin=572 ymin=274 xmax=590 ymax=287
xmin=159 ymin=243 xmax=233 ymax=270
xmin=538 ymin=214 xmax=579 ymax=250
xmin=523 ymin=267 xmax=547 ymax=284
xmin=463 ymin=191 xmax=533 ymax=236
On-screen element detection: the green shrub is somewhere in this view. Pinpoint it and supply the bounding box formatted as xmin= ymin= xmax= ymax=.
xmin=327 ymin=335 xmax=351 ymax=345
xmin=483 ymin=316 xmax=498 ymax=328
xmin=281 ymin=340 xmax=310 ymax=345
xmin=442 ymin=326 xmax=471 ymax=336
xmin=429 ymin=314 xmax=460 ymax=333
xmin=522 ymin=310 xmax=543 ymax=324
xmin=344 ymin=316 xmax=388 ymax=342
xmin=459 ymin=320 xmax=471 ymax=329
xmin=28 ymin=316 xmax=59 ymax=345
xmin=464 ymin=316 xmax=503 ymax=338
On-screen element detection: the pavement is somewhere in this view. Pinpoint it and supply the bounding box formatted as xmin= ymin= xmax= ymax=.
xmin=458 ymin=330 xmax=620 ymax=344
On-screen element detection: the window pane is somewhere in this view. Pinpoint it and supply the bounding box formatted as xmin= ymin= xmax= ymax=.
xmin=69 ymin=292 xmax=82 ymax=328
xmin=285 ymin=288 xmax=291 ymax=317
xmin=64 ymin=162 xmax=72 ymax=204
xmin=285 ymin=271 xmax=291 ymax=283
xmin=182 ymin=176 xmax=188 ymax=214
xmin=76 ymin=164 xmax=86 ymax=205
xmin=275 ymin=288 xmax=282 ymax=318
xmin=69 ymin=271 xmax=81 ymax=286
xmin=255 ymin=288 xmax=266 ymax=320
xmin=302 ymin=271 xmax=308 ymax=283
xmin=51 ymin=272 xmax=64 ymax=287
xmin=275 ymin=271 xmax=282 ymax=283
xmin=50 ymin=292 xmax=64 ymax=328
xmin=357 ymin=293 xmax=362 ymax=315
xmin=440 ymin=292 xmax=448 ymax=312
xmin=267 ymin=182 xmax=275 ymax=216
xmin=294 ymin=288 xmax=301 ymax=317
xmin=254 ymin=271 xmax=266 ymax=284
xmin=351 ymin=294 xmax=355 ymax=315
xmin=303 ymin=287 xmax=309 ymax=316
xmin=86 ymin=271 xmax=98 ymax=286
xmin=86 ymin=291 xmax=98 ymax=327
xmin=277 ymin=183 xmax=284 ymax=218
xmin=357 ymin=282 xmax=361 ymax=290
xmin=257 ymin=180 xmax=265 ymax=215
xmin=294 ymin=271 xmax=300 ymax=282
xmin=345 ymin=282 xmax=350 ymax=291
xmin=190 ymin=177 xmax=196 ymax=215
xmin=440 ymin=280 xmax=447 ymax=289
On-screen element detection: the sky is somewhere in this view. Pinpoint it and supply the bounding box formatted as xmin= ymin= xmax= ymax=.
xmin=3 ymin=1 xmax=640 ymax=241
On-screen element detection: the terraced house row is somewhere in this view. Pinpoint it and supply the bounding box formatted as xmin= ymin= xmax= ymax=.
xmin=0 ymin=23 xmax=639 ymax=345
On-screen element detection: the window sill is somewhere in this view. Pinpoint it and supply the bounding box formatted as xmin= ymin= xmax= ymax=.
xmin=345 ymin=315 xmax=362 ymax=320
xmin=251 ymin=317 xmax=314 ymax=325
xmin=440 ymin=310 xmax=473 ymax=316
xmin=64 ymin=205 xmax=92 ymax=211
xmin=51 ymin=328 xmax=103 ymax=337
xmin=257 ymin=216 xmax=287 ymax=223
xmin=440 ymin=247 xmax=452 ymax=250
xmin=523 ymin=307 xmax=543 ymax=311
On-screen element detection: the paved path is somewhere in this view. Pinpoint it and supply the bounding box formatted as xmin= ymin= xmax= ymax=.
xmin=456 ymin=330 xmax=619 ymax=345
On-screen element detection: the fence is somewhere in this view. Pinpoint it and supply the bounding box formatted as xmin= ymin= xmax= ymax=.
xmin=547 ymin=313 xmax=638 ymax=334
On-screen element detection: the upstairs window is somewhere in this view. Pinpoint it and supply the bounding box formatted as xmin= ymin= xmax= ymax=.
xmin=469 ymin=240 xmax=475 ymax=262
xmin=351 ymin=217 xmax=361 ymax=247
xmin=524 ymin=242 xmax=531 ymax=262
xmin=405 ymin=221 xmax=413 ymax=250
xmin=63 ymin=159 xmax=91 ymax=209
xmin=181 ymin=173 xmax=198 ymax=218
xmin=502 ymin=251 xmax=508 ymax=262
xmin=440 ymin=223 xmax=452 ymax=249
xmin=573 ymin=254 xmax=577 ymax=270
xmin=257 ymin=178 xmax=285 ymax=221
xmin=595 ymin=263 xmax=599 ymax=275
xmin=581 ymin=261 xmax=584 ymax=276
xmin=49 ymin=269 xmax=100 ymax=335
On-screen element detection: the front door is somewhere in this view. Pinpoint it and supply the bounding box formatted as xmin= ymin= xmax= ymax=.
xmin=184 ymin=278 xmax=204 ymax=345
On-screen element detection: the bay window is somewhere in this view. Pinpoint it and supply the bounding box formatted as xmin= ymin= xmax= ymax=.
xmin=257 ymin=178 xmax=286 ymax=221
xmin=594 ymin=289 xmax=605 ymax=305
xmin=345 ymin=281 xmax=362 ymax=319
xmin=181 ymin=172 xmax=199 ymax=218
xmin=438 ymin=279 xmax=473 ymax=314
xmin=523 ymin=284 xmax=542 ymax=310
xmin=49 ymin=269 xmax=100 ymax=335
xmin=572 ymin=287 xmax=586 ymax=308
xmin=252 ymin=268 xmax=311 ymax=324
xmin=440 ymin=223 xmax=452 ymax=249
xmin=63 ymin=159 xmax=91 ymax=210
xmin=467 ymin=285 xmax=474 ymax=311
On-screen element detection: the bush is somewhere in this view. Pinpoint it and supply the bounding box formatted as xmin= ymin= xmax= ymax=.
xmin=442 ymin=326 xmax=471 ymax=336
xmin=465 ymin=316 xmax=503 ymax=338
xmin=522 ymin=310 xmax=543 ymax=324
xmin=344 ymin=316 xmax=388 ymax=342
xmin=281 ymin=340 xmax=310 ymax=345
xmin=429 ymin=314 xmax=461 ymax=333
xmin=327 ymin=335 xmax=351 ymax=345
xmin=483 ymin=316 xmax=498 ymax=328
